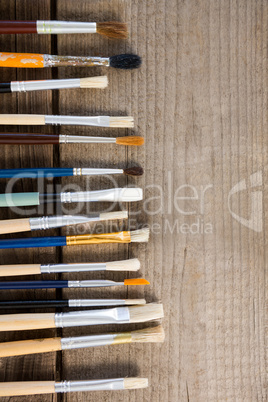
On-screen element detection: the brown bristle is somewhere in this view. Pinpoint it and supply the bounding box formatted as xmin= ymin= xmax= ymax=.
xmin=115 ymin=136 xmax=144 ymax=146
xmin=96 ymin=22 xmax=128 ymax=39
xmin=123 ymin=167 xmax=144 ymax=176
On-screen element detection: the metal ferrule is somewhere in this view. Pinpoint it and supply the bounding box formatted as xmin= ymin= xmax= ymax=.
xmin=60 ymin=188 xmax=139 ymax=203
xmin=29 ymin=215 xmax=100 ymax=230
xmin=37 ymin=21 xmax=97 ymax=34
xmin=43 ymin=54 xmax=110 ymax=68
xmin=45 ymin=115 xmax=110 ymax=127
xmin=55 ymin=378 xmax=125 ymax=393
xmin=10 ymin=78 xmax=81 ymax=92
xmin=68 ymin=299 xmax=128 ymax=307
xmin=40 ymin=262 xmax=107 ymax=273
xmin=67 ymin=280 xmax=124 ymax=288
xmin=73 ymin=168 xmax=124 ymax=176
xmin=59 ymin=135 xmax=116 ymax=144
xmin=54 ymin=306 xmax=130 ymax=328
xmin=61 ymin=333 xmax=118 ymax=349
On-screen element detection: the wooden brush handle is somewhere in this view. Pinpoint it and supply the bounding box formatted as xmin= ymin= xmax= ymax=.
xmin=0 ymin=313 xmax=55 ymax=331
xmin=0 ymin=52 xmax=44 ymax=68
xmin=0 ymin=218 xmax=30 ymax=234
xmin=0 ymin=337 xmax=61 ymax=357
xmin=0 ymin=264 xmax=41 ymax=277
xmin=0 ymin=133 xmax=60 ymax=144
xmin=0 ymin=382 xmax=55 ymax=397
xmin=0 ymin=115 xmax=45 ymax=125
xmin=0 ymin=21 xmax=37 ymax=34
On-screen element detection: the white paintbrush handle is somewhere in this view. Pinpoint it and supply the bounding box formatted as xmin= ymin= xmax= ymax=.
xmin=0 ymin=382 xmax=56 ymax=397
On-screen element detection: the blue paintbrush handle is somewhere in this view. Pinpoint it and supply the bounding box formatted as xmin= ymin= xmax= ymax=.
xmin=0 ymin=236 xmax=67 ymax=249
xmin=0 ymin=281 xmax=69 ymax=289
xmin=0 ymin=168 xmax=74 ymax=178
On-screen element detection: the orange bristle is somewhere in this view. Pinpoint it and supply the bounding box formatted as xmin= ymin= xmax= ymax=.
xmin=115 ymin=136 xmax=144 ymax=146
xmin=124 ymin=278 xmax=150 ymax=286
xmin=96 ymin=22 xmax=128 ymax=39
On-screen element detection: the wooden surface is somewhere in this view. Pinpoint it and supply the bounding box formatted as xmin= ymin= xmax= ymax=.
xmin=0 ymin=0 xmax=267 ymax=401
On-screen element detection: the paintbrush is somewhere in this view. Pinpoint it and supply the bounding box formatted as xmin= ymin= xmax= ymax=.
xmin=0 ymin=187 xmax=143 ymax=207
xmin=0 ymin=325 xmax=164 ymax=357
xmin=0 ymin=21 xmax=128 ymax=38
xmin=0 ymin=114 xmax=134 ymax=128
xmin=0 ymin=133 xmax=144 ymax=145
xmin=0 ymin=278 xmax=150 ymax=290
xmin=0 ymin=166 xmax=144 ymax=179
xmin=0 ymin=378 xmax=148 ymax=397
xmin=0 ymin=303 xmax=164 ymax=331
xmin=0 ymin=211 xmax=128 ymax=235
xmin=0 ymin=52 xmax=141 ymax=69
xmin=0 ymin=228 xmax=150 ymax=249
xmin=0 ymin=258 xmax=140 ymax=277
xmin=0 ymin=298 xmax=146 ymax=310
xmin=0 ymin=75 xmax=108 ymax=93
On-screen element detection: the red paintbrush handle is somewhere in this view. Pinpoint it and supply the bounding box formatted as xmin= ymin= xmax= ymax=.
xmin=0 ymin=133 xmax=59 ymax=145
xmin=0 ymin=21 xmax=37 ymax=34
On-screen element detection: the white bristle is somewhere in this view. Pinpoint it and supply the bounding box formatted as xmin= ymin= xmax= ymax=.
xmin=129 ymin=304 xmax=164 ymax=323
xmin=79 ymin=76 xmax=108 ymax=89
xmin=130 ymin=228 xmax=150 ymax=243
xmin=131 ymin=325 xmax=165 ymax=342
xmin=99 ymin=211 xmax=128 ymax=221
xmin=124 ymin=299 xmax=146 ymax=305
xmin=109 ymin=116 xmax=134 ymax=128
xmin=124 ymin=378 xmax=149 ymax=390
xmin=117 ymin=188 xmax=143 ymax=202
xmin=106 ymin=258 xmax=140 ymax=272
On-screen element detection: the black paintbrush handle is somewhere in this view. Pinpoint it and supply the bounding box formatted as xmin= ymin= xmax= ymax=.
xmin=0 ymin=300 xmax=69 ymax=309
xmin=0 ymin=83 xmax=11 ymax=93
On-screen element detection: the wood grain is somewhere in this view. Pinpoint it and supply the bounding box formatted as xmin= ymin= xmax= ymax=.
xmin=0 ymin=0 xmax=267 ymax=401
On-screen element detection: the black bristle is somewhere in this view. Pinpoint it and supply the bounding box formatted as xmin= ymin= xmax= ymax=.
xmin=109 ymin=54 xmax=142 ymax=70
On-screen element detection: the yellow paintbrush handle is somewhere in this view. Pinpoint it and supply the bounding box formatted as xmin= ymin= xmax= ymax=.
xmin=0 ymin=52 xmax=44 ymax=68
xmin=66 ymin=231 xmax=131 ymax=246
xmin=0 ymin=337 xmax=62 ymax=357
xmin=0 ymin=382 xmax=55 ymax=397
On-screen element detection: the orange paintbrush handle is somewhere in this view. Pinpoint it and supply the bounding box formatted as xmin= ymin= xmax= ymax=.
xmin=0 ymin=52 xmax=44 ymax=68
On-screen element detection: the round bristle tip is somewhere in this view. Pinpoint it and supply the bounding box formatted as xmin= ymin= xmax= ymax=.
xmin=109 ymin=54 xmax=142 ymax=70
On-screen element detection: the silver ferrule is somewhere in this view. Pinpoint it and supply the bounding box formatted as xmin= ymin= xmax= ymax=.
xmin=68 ymin=299 xmax=127 ymax=307
xmin=45 ymin=115 xmax=110 ymax=127
xmin=43 ymin=54 xmax=109 ymax=68
xmin=61 ymin=333 xmax=117 ymax=349
xmin=60 ymin=188 xmax=143 ymax=203
xmin=55 ymin=378 xmax=125 ymax=393
xmin=10 ymin=78 xmax=81 ymax=92
xmin=40 ymin=262 xmax=107 ymax=273
xmin=59 ymin=135 xmax=116 ymax=144
xmin=37 ymin=21 xmax=97 ymax=34
xmin=67 ymin=280 xmax=124 ymax=288
xmin=29 ymin=215 xmax=100 ymax=230
xmin=73 ymin=168 xmax=123 ymax=176
xmin=54 ymin=307 xmax=130 ymax=328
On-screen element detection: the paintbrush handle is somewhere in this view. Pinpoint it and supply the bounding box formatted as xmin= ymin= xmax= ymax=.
xmin=0 ymin=53 xmax=44 ymax=68
xmin=0 ymin=264 xmax=41 ymax=276
xmin=0 ymin=133 xmax=60 ymax=144
xmin=0 ymin=236 xmax=66 ymax=249
xmin=0 ymin=312 xmax=55 ymax=331
xmin=0 ymin=281 xmax=69 ymax=290
xmin=0 ymin=382 xmax=56 ymax=397
xmin=0 ymin=300 xmax=69 ymax=309
xmin=0 ymin=337 xmax=61 ymax=358
xmin=0 ymin=114 xmax=45 ymax=125
xmin=0 ymin=21 xmax=37 ymax=34
xmin=0 ymin=167 xmax=74 ymax=178
xmin=0 ymin=218 xmax=30 ymax=234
